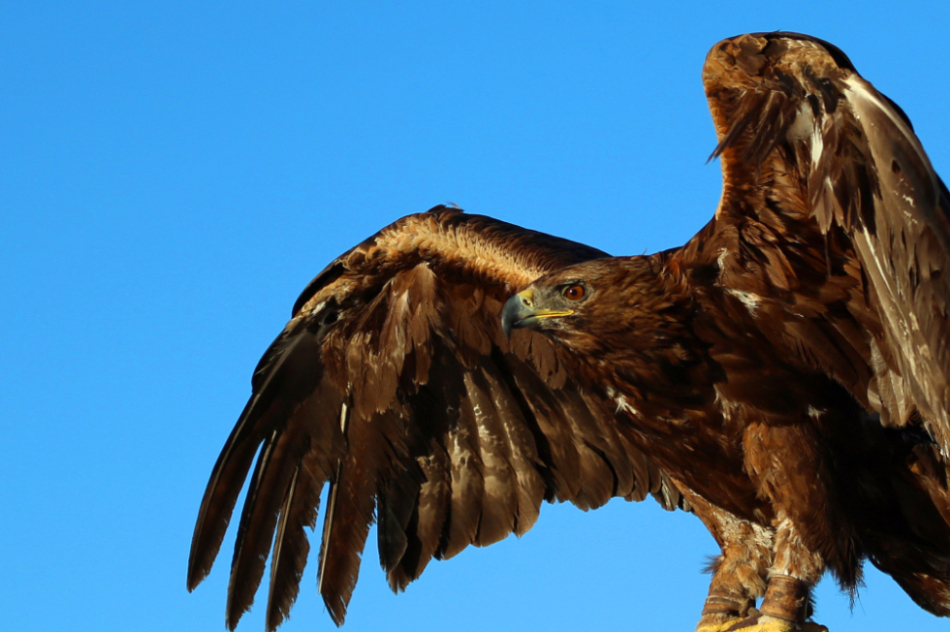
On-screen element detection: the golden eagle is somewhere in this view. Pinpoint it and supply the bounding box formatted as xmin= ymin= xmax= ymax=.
xmin=188 ymin=33 xmax=950 ymax=632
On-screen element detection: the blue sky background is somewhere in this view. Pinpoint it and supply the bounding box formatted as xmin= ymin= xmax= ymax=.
xmin=3 ymin=3 xmax=950 ymax=632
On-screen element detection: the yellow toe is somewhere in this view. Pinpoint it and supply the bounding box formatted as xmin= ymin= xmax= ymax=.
xmin=696 ymin=622 xmax=743 ymax=632
xmin=724 ymin=617 xmax=827 ymax=632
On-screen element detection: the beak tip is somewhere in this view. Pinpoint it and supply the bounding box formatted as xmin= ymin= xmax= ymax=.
xmin=500 ymin=290 xmax=530 ymax=339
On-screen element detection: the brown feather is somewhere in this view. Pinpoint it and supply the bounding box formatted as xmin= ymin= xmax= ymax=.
xmin=440 ymin=380 xmax=486 ymax=559
xmin=225 ymin=426 xmax=304 ymax=627
xmin=464 ymin=368 xmax=519 ymax=546
xmin=317 ymin=408 xmax=390 ymax=624
xmin=388 ymin=436 xmax=450 ymax=590
xmin=475 ymin=358 xmax=546 ymax=536
xmin=265 ymin=380 xmax=345 ymax=631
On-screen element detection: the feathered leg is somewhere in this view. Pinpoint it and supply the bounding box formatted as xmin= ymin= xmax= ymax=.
xmin=726 ymin=420 xmax=859 ymax=632
xmin=678 ymin=488 xmax=771 ymax=632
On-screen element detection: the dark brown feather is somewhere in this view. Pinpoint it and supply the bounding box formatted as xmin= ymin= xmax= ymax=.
xmin=265 ymin=377 xmax=345 ymax=631
xmin=264 ymin=462 xmax=317 ymax=632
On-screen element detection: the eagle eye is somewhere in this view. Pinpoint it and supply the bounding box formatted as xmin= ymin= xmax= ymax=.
xmin=562 ymin=284 xmax=586 ymax=301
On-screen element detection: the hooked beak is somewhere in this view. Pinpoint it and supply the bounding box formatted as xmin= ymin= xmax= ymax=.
xmin=501 ymin=288 xmax=574 ymax=338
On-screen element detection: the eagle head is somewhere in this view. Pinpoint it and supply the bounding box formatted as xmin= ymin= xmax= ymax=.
xmin=501 ymin=278 xmax=591 ymax=338
xmin=501 ymin=257 xmax=690 ymax=358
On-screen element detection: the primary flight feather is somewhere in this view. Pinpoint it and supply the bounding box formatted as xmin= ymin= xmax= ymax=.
xmin=189 ymin=33 xmax=950 ymax=632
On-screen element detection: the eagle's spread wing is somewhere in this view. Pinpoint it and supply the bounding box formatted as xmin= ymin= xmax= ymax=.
xmin=702 ymin=33 xmax=950 ymax=450
xmin=187 ymin=206 xmax=684 ymax=630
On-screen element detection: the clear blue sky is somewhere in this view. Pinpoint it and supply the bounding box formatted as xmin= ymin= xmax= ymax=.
xmin=3 ymin=3 xmax=949 ymax=632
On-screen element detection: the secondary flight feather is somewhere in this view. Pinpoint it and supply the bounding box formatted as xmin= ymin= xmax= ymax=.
xmin=189 ymin=33 xmax=950 ymax=632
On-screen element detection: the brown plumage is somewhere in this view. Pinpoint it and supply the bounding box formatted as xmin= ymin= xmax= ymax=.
xmin=188 ymin=33 xmax=950 ymax=631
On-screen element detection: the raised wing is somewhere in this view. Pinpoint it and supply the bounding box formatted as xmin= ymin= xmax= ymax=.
xmin=702 ymin=32 xmax=950 ymax=450
xmin=187 ymin=206 xmax=684 ymax=630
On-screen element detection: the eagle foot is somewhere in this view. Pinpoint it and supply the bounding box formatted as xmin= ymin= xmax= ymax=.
xmin=696 ymin=620 xmax=749 ymax=632
xmin=722 ymin=614 xmax=828 ymax=632
xmin=696 ymin=599 xmax=758 ymax=632
xmin=696 ymin=602 xmax=756 ymax=632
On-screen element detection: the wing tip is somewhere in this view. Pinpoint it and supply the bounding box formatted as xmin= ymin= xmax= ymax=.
xmin=187 ymin=507 xmax=230 ymax=593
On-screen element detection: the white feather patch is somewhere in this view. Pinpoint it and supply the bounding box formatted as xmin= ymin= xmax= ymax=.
xmin=726 ymin=289 xmax=761 ymax=315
